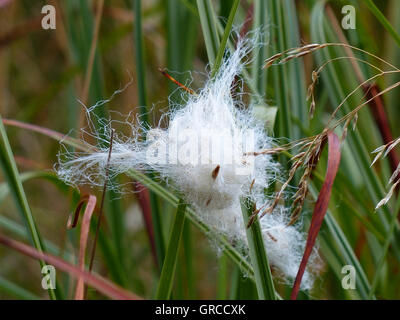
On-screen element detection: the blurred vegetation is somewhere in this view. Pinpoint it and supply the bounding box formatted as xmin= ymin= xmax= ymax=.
xmin=0 ymin=0 xmax=400 ymax=300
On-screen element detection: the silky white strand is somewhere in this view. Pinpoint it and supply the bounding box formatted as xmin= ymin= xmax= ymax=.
xmin=56 ymin=38 xmax=320 ymax=290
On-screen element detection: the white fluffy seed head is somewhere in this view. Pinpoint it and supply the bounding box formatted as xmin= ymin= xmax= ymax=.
xmin=56 ymin=37 xmax=320 ymax=291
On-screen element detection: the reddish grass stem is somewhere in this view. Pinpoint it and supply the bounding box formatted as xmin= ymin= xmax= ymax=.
xmin=87 ymin=129 xmax=114 ymax=278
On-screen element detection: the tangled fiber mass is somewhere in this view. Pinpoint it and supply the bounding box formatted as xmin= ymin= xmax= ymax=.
xmin=57 ymin=39 xmax=320 ymax=290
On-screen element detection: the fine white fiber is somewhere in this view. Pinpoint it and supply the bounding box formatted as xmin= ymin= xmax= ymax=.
xmin=56 ymin=37 xmax=320 ymax=290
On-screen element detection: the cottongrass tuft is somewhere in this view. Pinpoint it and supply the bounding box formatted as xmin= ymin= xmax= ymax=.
xmin=56 ymin=38 xmax=320 ymax=290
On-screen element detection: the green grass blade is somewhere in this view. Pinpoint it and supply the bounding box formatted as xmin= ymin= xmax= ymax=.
xmin=0 ymin=276 xmax=40 ymax=300
xmin=368 ymin=192 xmax=400 ymax=298
xmin=133 ymin=0 xmax=149 ymax=117
xmin=65 ymin=0 xmax=128 ymax=286
xmin=133 ymin=0 xmax=166 ymax=270
xmin=0 ymin=116 xmax=57 ymax=300
xmin=64 ymin=0 xmax=106 ymax=120
xmin=240 ymin=197 xmax=276 ymax=300
xmin=310 ymin=1 xmax=400 ymax=253
xmin=2 ymin=109 xmax=255 ymax=285
xmin=317 ymin=206 xmax=373 ymax=298
xmin=196 ymin=0 xmax=220 ymax=64
xmin=127 ymin=168 xmax=255 ymax=279
xmin=211 ymin=0 xmax=240 ymax=77
xmin=323 ymin=213 xmax=374 ymax=299
xmin=282 ymin=0 xmax=308 ymax=139
xmin=155 ymin=200 xmax=187 ymax=299
xmin=267 ymin=0 xmax=292 ymax=141
xmin=251 ymin=0 xmax=268 ymax=98
xmin=216 ymin=254 xmax=228 ymax=299
xmin=0 ymin=215 xmax=72 ymax=262
xmin=182 ymin=221 xmax=195 ymax=299
xmin=364 ymin=0 xmax=400 ymax=48
xmin=165 ymin=0 xmax=197 ymax=297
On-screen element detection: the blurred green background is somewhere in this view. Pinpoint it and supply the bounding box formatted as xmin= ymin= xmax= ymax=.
xmin=1 ymin=0 xmax=400 ymax=300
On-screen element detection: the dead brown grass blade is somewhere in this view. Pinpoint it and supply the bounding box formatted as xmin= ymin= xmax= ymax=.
xmin=0 ymin=232 xmax=141 ymax=300
xmin=67 ymin=194 xmax=97 ymax=300
xmin=158 ymin=68 xmax=196 ymax=95
xmin=291 ymin=131 xmax=341 ymax=300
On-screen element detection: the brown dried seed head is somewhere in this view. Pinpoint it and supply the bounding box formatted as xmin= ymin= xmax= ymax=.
xmin=211 ymin=165 xmax=220 ymax=180
xmin=291 ymin=152 xmax=306 ymax=162
xmin=295 ymin=51 xmax=310 ymax=59
xmin=279 ymin=55 xmax=295 ymax=64
xmin=264 ymin=52 xmax=283 ymax=68
xmin=266 ymin=232 xmax=278 ymax=242
xmin=249 ymin=179 xmax=255 ymax=192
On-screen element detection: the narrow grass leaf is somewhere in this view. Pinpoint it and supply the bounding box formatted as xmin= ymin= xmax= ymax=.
xmin=368 ymin=191 xmax=400 ymax=298
xmin=291 ymin=131 xmax=341 ymax=300
xmin=68 ymin=195 xmax=97 ymax=300
xmin=133 ymin=181 xmax=158 ymax=269
xmin=3 ymin=118 xmax=255 ymax=281
xmin=241 ymin=197 xmax=276 ymax=300
xmin=0 ymin=276 xmax=40 ymax=300
xmin=0 ymin=233 xmax=140 ymax=300
xmin=364 ymin=0 xmax=400 ymax=48
xmin=211 ymin=0 xmax=240 ymax=77
xmin=155 ymin=200 xmax=187 ymax=299
xmin=0 ymin=115 xmax=58 ymax=300
xmin=132 ymin=0 xmax=165 ymax=270
xmin=196 ymin=0 xmax=220 ymax=64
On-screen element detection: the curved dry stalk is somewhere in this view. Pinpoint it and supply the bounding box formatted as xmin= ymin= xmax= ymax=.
xmin=327 ymin=71 xmax=399 ymax=126
xmin=264 ymin=42 xmax=400 ymax=72
xmin=307 ymin=56 xmax=386 ymax=118
xmin=252 ymin=42 xmax=400 ymax=224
